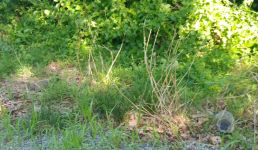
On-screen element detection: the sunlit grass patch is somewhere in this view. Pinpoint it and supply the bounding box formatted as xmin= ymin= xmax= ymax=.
xmin=16 ymin=65 xmax=34 ymax=79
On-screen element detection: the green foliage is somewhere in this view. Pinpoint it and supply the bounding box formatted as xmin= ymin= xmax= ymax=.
xmin=89 ymin=66 xmax=157 ymax=121
xmin=41 ymin=78 xmax=78 ymax=103
xmin=0 ymin=34 xmax=19 ymax=77
xmin=37 ymin=78 xmax=80 ymax=130
xmin=62 ymin=126 xmax=85 ymax=149
xmin=1 ymin=0 xmax=191 ymax=67
xmin=89 ymin=84 xmax=128 ymax=121
xmin=0 ymin=0 xmax=257 ymax=147
xmin=112 ymin=67 xmax=155 ymax=107
xmin=177 ymin=0 xmax=258 ymax=95
xmin=1 ymin=0 xmax=257 ymax=82
xmin=222 ymin=130 xmax=254 ymax=149
xmin=0 ymin=53 xmax=18 ymax=78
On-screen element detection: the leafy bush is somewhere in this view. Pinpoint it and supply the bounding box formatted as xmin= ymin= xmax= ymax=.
xmin=177 ymin=0 xmax=258 ymax=94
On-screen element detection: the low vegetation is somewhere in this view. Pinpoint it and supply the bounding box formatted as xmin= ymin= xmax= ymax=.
xmin=0 ymin=0 xmax=257 ymax=149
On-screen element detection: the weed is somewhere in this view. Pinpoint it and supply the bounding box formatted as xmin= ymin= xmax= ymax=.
xmin=28 ymin=78 xmax=79 ymax=131
xmin=0 ymin=53 xmax=18 ymax=78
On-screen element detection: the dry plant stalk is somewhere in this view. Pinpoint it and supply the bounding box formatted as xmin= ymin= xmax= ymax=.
xmin=143 ymin=28 xmax=181 ymax=115
xmin=141 ymin=27 xmax=195 ymax=138
xmin=105 ymin=42 xmax=124 ymax=80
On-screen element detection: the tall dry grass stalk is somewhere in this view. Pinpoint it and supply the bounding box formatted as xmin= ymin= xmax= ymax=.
xmin=141 ymin=28 xmax=194 ymax=137
xmin=143 ymin=28 xmax=182 ymax=115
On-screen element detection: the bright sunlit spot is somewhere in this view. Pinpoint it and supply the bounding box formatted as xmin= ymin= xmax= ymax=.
xmin=16 ymin=65 xmax=34 ymax=79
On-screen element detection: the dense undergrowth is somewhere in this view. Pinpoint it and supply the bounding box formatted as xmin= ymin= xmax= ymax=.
xmin=0 ymin=0 xmax=258 ymax=149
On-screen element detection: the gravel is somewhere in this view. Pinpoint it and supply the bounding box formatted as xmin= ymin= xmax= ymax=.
xmin=0 ymin=133 xmax=223 ymax=150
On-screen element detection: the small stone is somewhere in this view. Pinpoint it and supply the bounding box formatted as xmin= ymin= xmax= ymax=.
xmin=216 ymin=110 xmax=234 ymax=133
xmin=37 ymin=79 xmax=49 ymax=88
xmin=219 ymin=119 xmax=231 ymax=131
xmin=26 ymin=82 xmax=41 ymax=91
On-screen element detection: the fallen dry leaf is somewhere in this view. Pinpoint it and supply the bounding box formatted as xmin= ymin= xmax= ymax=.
xmin=156 ymin=125 xmax=164 ymax=133
xmin=128 ymin=113 xmax=137 ymax=128
xmin=46 ymin=62 xmax=61 ymax=74
xmin=217 ymin=100 xmax=226 ymax=109
xmin=208 ymin=135 xmax=221 ymax=146
xmin=172 ymin=114 xmax=189 ymax=132
xmin=196 ymin=117 xmax=209 ymax=126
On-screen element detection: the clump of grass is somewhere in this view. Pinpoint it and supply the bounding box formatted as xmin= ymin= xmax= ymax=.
xmin=39 ymin=78 xmax=79 ymax=128
xmin=88 ymin=83 xmax=129 ymax=122
xmin=0 ymin=53 xmax=18 ymax=78
xmin=0 ymin=112 xmax=15 ymax=144
xmin=15 ymin=77 xmax=81 ymax=134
